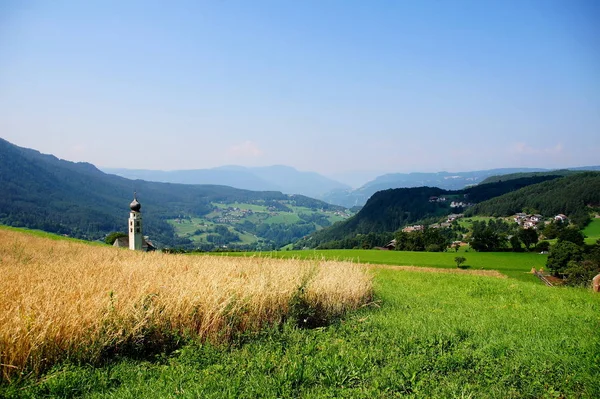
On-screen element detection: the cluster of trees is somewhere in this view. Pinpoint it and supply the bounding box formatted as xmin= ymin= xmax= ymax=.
xmin=205 ymin=225 xmax=241 ymax=245
xmin=394 ymin=228 xmax=455 ymax=252
xmin=314 ymin=232 xmax=393 ymax=250
xmin=546 ymin=234 xmax=599 ymax=287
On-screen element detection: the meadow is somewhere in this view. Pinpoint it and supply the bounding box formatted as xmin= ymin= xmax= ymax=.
xmin=217 ymin=249 xmax=548 ymax=282
xmin=0 ymin=228 xmax=371 ymax=382
xmin=583 ymin=218 xmax=600 ymax=244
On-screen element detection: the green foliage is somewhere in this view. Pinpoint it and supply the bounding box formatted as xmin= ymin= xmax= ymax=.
xmin=4 ymin=270 xmax=599 ymax=398
xmin=104 ymin=231 xmax=127 ymax=245
xmin=517 ymin=228 xmax=538 ymax=250
xmin=509 ymin=235 xmax=522 ymax=252
xmin=535 ymin=240 xmax=550 ymax=252
xmin=546 ymin=241 xmax=584 ymax=277
xmin=558 ymin=227 xmax=585 ymax=246
xmin=454 ymin=256 xmax=466 ymax=268
xmin=469 ymin=220 xmax=511 ymax=252
xmin=393 ymin=228 xmax=450 ymax=252
xmin=542 ymin=221 xmax=563 ymax=239
xmin=563 ymin=260 xmax=600 ymax=287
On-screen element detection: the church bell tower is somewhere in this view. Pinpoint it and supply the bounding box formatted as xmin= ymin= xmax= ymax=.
xmin=128 ymin=193 xmax=143 ymax=250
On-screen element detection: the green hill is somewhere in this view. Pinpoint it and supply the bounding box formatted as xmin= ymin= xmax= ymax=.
xmin=469 ymin=172 xmax=600 ymax=227
xmin=0 ymin=138 xmax=345 ymax=249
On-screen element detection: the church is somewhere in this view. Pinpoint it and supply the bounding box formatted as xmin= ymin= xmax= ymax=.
xmin=113 ymin=194 xmax=156 ymax=251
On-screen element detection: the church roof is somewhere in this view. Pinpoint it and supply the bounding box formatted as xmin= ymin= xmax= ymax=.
xmin=130 ymin=197 xmax=141 ymax=212
xmin=113 ymin=236 xmax=156 ymax=251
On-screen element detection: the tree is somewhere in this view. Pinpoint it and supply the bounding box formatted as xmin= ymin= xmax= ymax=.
xmin=455 ymin=256 xmax=467 ymax=268
xmin=546 ymin=241 xmax=583 ymax=277
xmin=564 ymin=260 xmax=600 ymax=287
xmin=542 ymin=222 xmax=561 ymax=239
xmin=535 ymin=240 xmax=550 ymax=252
xmin=557 ymin=227 xmax=585 ymax=246
xmin=509 ymin=235 xmax=522 ymax=252
xmin=105 ymin=231 xmax=127 ymax=245
xmin=470 ymin=220 xmax=508 ymax=252
xmin=517 ymin=228 xmax=538 ymax=250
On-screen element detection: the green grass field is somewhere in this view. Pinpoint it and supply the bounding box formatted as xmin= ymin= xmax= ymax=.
xmin=216 ymin=249 xmax=548 ymax=282
xmin=457 ymin=216 xmax=496 ymax=228
xmin=583 ymin=218 xmax=600 ymax=244
xmin=5 ymin=267 xmax=599 ymax=398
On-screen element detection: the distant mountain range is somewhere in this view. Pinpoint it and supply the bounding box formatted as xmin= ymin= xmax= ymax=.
xmin=321 ymin=167 xmax=600 ymax=207
xmin=102 ymin=165 xmax=351 ymax=199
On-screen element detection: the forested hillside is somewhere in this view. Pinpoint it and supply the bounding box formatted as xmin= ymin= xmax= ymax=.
xmin=0 ymin=138 xmax=343 ymax=248
xmin=296 ymin=175 xmax=564 ymax=248
xmin=469 ymin=172 xmax=600 ymax=227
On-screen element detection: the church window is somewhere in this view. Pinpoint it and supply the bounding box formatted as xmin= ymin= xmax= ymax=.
xmin=130 ymin=228 xmax=133 ymax=233
xmin=136 ymin=228 xmax=140 ymax=233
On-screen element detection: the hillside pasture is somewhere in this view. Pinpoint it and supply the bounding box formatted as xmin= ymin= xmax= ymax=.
xmin=0 ymin=228 xmax=371 ymax=382
xmin=218 ymin=249 xmax=548 ymax=282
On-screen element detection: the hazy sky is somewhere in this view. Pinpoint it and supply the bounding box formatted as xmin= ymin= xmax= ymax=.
xmin=1 ymin=0 xmax=599 ymax=176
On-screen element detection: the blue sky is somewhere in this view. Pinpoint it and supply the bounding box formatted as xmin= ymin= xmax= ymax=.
xmin=1 ymin=0 xmax=598 ymax=176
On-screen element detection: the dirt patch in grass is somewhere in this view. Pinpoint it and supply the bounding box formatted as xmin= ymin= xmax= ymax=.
xmin=366 ymin=264 xmax=507 ymax=278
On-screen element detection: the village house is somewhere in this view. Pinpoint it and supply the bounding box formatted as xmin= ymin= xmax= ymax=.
xmin=402 ymin=225 xmax=424 ymax=233
xmin=514 ymin=213 xmax=545 ymax=229
xmin=555 ymin=214 xmax=568 ymax=222
xmin=450 ymin=201 xmax=473 ymax=208
xmin=428 ymin=196 xmax=447 ymax=203
xmin=447 ymin=213 xmax=464 ymax=223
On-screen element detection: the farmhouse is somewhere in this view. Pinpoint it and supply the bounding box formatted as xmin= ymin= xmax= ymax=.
xmin=555 ymin=214 xmax=568 ymax=222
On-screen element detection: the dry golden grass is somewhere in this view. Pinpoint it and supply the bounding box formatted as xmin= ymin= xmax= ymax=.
xmin=0 ymin=229 xmax=372 ymax=381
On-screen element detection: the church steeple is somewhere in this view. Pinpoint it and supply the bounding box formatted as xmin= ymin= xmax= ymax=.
xmin=130 ymin=192 xmax=141 ymax=212
xmin=128 ymin=193 xmax=143 ymax=250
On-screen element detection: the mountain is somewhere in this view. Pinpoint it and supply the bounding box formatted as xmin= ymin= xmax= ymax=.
xmin=102 ymin=165 xmax=351 ymax=199
xmin=0 ymin=138 xmax=344 ymax=249
xmin=321 ymin=167 xmax=600 ymax=207
xmin=297 ymin=174 xmax=570 ymax=248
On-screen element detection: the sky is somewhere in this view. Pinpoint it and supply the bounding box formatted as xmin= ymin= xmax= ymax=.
xmin=1 ymin=0 xmax=599 ymax=178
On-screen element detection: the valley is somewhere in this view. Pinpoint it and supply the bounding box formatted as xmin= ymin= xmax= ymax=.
xmin=168 ymin=200 xmax=352 ymax=249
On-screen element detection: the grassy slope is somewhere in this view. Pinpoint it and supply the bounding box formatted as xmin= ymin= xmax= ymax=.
xmin=5 ymin=269 xmax=599 ymax=399
xmin=583 ymin=218 xmax=600 ymax=243
xmin=218 ymin=249 xmax=547 ymax=282
xmin=0 ymin=225 xmax=106 ymax=245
